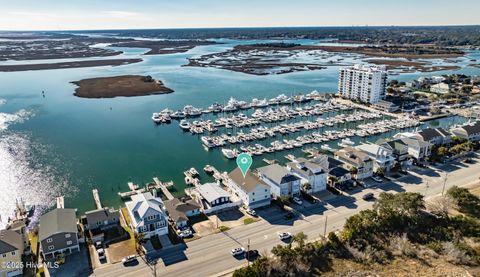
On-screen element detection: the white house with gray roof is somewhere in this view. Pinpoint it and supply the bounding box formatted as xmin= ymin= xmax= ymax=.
xmin=257 ymin=164 xmax=300 ymax=198
xmin=39 ymin=208 xmax=79 ymax=260
xmin=194 ymin=182 xmax=239 ymax=214
xmin=286 ymin=158 xmax=327 ymax=193
xmin=125 ymin=192 xmax=168 ymax=238
xmin=227 ymin=168 xmax=271 ymax=209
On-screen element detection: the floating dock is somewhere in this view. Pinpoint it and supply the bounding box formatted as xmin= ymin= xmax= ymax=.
xmin=118 ymin=187 xmax=146 ymax=199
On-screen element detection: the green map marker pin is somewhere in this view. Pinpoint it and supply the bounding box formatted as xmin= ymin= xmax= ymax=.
xmin=236 ymin=153 xmax=253 ymax=178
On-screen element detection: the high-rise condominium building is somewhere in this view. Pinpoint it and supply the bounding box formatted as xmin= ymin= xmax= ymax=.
xmin=338 ymin=64 xmax=388 ymax=104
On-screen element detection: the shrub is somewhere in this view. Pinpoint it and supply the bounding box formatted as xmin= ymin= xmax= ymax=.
xmin=218 ymin=225 xmax=230 ymax=232
xmin=443 ymin=242 xmax=473 ymax=265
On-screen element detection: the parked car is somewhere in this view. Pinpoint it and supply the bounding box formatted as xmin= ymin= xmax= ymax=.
xmin=292 ymin=197 xmax=303 ymax=205
xmin=122 ymin=255 xmax=137 ymax=265
xmin=97 ymin=248 xmax=106 ymax=261
xmin=277 ymin=232 xmax=292 ymax=240
xmin=95 ymin=241 xmax=102 ymax=249
xmin=372 ymin=176 xmax=383 ymax=183
xmin=231 ymin=247 xmax=245 ymax=256
xmin=362 ymin=192 xmax=375 ymax=201
xmin=245 ymin=208 xmax=257 ymax=216
xmin=284 ymin=211 xmax=295 ymax=220
xmin=246 ymin=250 xmax=260 ymax=261
xmin=179 ymin=228 xmax=193 ymax=238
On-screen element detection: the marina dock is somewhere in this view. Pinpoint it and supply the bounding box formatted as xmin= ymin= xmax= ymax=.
xmin=153 ymin=177 xmax=174 ymax=200
xmin=92 ymin=189 xmax=102 ymax=209
xmin=56 ymin=196 xmax=64 ymax=209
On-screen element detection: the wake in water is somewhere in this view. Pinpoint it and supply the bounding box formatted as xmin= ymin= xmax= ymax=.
xmin=0 ymin=98 xmax=73 ymax=228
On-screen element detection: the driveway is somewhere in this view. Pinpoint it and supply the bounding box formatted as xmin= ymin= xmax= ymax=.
xmin=48 ymin=245 xmax=92 ymax=277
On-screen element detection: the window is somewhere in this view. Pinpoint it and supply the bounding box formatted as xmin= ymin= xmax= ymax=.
xmin=11 ymin=251 xmax=16 ymax=256
xmin=66 ymin=241 xmax=72 ymax=246
xmin=46 ymin=238 xmax=53 ymax=243
xmin=265 ymin=189 xmax=267 ymax=192
xmin=65 ymin=233 xmax=71 ymax=238
xmin=2 ymin=254 xmax=6 ymax=258
xmin=48 ymin=245 xmax=54 ymax=251
xmin=148 ymin=215 xmax=156 ymax=221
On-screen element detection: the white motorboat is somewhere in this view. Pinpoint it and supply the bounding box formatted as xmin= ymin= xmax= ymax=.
xmin=222 ymin=148 xmax=238 ymax=159
xmin=179 ymin=120 xmax=190 ymax=130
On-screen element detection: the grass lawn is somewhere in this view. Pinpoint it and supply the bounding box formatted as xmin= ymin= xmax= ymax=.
xmin=243 ymin=218 xmax=257 ymax=225
xmin=119 ymin=207 xmax=136 ymax=250
xmin=28 ymin=232 xmax=38 ymax=256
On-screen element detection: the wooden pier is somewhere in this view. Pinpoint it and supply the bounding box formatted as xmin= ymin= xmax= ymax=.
xmin=118 ymin=187 xmax=146 ymax=199
xmin=92 ymin=189 xmax=102 ymax=209
xmin=262 ymin=158 xmax=278 ymax=165
xmin=153 ymin=177 xmax=174 ymax=200
xmin=56 ymin=196 xmax=64 ymax=209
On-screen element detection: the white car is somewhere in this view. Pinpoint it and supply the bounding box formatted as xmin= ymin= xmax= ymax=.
xmin=122 ymin=255 xmax=136 ymax=263
xmin=231 ymin=247 xmax=245 ymax=256
xmin=372 ymin=176 xmax=383 ymax=183
xmin=277 ymin=232 xmax=292 ymax=240
xmin=245 ymin=208 xmax=257 ymax=216
xmin=179 ymin=229 xmax=193 ymax=238
xmin=293 ymin=197 xmax=303 ymax=205
xmin=97 ymin=248 xmax=106 ymax=260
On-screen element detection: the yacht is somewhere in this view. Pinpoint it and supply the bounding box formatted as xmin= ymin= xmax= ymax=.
xmin=222 ymin=148 xmax=238 ymax=159
xmin=338 ymin=138 xmax=355 ymax=148
xmin=170 ymin=110 xmax=186 ymax=119
xmin=321 ymin=144 xmax=333 ymax=151
xmin=179 ymin=120 xmax=190 ymax=130
xmin=151 ymin=113 xmax=162 ymax=124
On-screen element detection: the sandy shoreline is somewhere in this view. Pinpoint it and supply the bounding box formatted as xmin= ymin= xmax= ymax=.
xmin=71 ymin=75 xmax=174 ymax=99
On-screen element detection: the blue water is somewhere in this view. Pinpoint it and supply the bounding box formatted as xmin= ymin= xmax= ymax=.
xmin=0 ymin=39 xmax=478 ymax=218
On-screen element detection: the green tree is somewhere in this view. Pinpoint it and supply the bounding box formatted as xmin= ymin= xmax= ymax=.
xmin=447 ymin=186 xmax=480 ymax=218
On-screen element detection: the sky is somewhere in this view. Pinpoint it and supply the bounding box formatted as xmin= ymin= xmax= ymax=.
xmin=0 ymin=0 xmax=479 ymax=31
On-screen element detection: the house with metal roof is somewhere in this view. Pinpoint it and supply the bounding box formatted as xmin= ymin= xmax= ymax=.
xmin=286 ymin=158 xmax=327 ymax=193
xmin=450 ymin=121 xmax=480 ymax=142
xmin=334 ymin=147 xmax=373 ymax=180
xmin=227 ymin=168 xmax=271 ymax=209
xmin=0 ymin=229 xmax=24 ymax=277
xmin=39 ymin=208 xmax=80 ymax=260
xmin=164 ymin=197 xmax=201 ymax=228
xmin=257 ymin=164 xmax=300 ymax=198
xmin=125 ymin=192 xmax=168 ymax=238
xmin=377 ymin=138 xmax=412 ymax=169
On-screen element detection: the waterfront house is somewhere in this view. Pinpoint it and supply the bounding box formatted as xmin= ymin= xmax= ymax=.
xmin=356 ymin=143 xmax=396 ymax=172
xmin=39 ymin=208 xmax=80 ymax=260
xmin=394 ymin=135 xmax=432 ymax=162
xmin=195 ymin=182 xmax=237 ymax=214
xmin=257 ymin=164 xmax=301 ymax=198
xmin=334 ymin=147 xmax=373 ymax=180
xmin=450 ymin=121 xmax=480 ymax=142
xmin=125 ymin=192 xmax=168 ymax=238
xmin=310 ymin=155 xmax=352 ymax=187
xmin=377 ymin=138 xmax=411 ymax=169
xmin=164 ymin=197 xmax=201 ymax=228
xmin=6 ymin=218 xmax=30 ymax=254
xmin=286 ymin=158 xmax=328 ymax=193
xmin=417 ymin=127 xmax=452 ymax=146
xmin=227 ymin=168 xmax=271 ymax=209
xmin=82 ymin=207 xmax=120 ymax=243
xmin=0 ymin=229 xmax=24 ymax=277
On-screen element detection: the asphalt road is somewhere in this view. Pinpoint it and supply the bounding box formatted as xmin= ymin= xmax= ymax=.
xmin=92 ymin=158 xmax=480 ymax=277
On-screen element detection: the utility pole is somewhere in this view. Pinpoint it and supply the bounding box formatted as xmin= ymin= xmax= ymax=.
xmin=424 ymin=181 xmax=429 ymax=196
xmin=323 ymin=215 xmax=328 ymax=237
xmin=441 ymin=172 xmax=449 ymax=196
